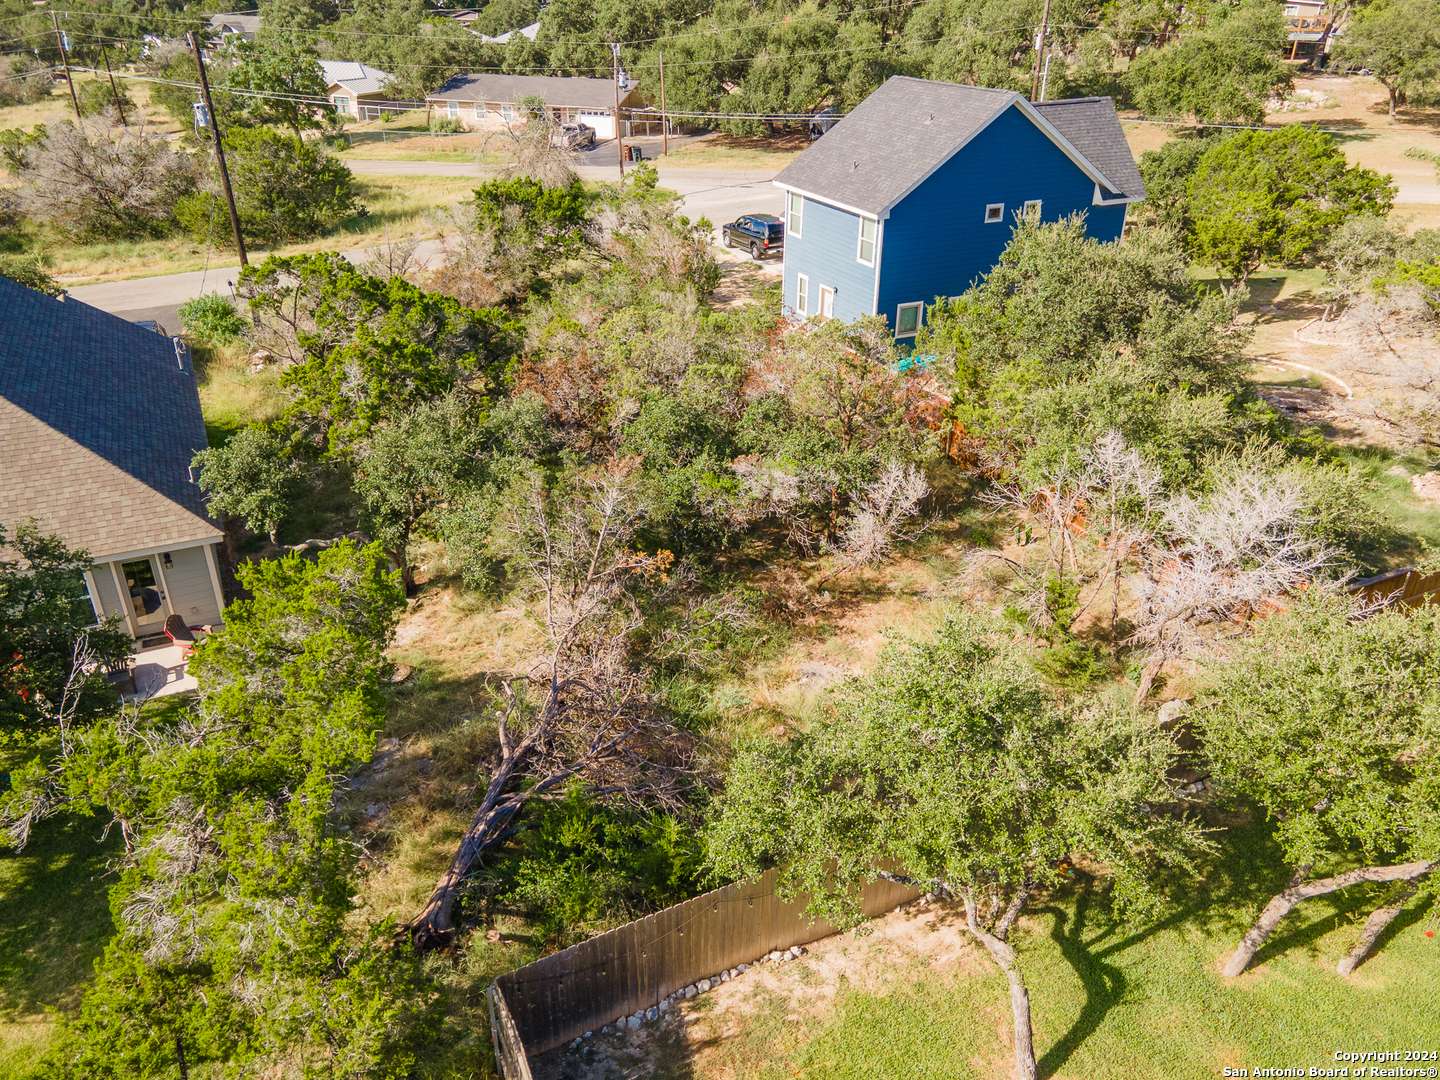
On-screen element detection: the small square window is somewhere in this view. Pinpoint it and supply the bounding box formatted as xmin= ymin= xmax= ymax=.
xmin=895 ymin=301 xmax=922 ymax=337
xmin=1022 ymin=199 xmax=1042 ymax=219
xmin=857 ymin=217 xmax=877 ymax=265
xmin=984 ymin=203 xmax=1005 ymax=224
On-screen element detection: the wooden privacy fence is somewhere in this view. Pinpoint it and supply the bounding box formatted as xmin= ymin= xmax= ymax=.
xmin=1349 ymin=567 xmax=1440 ymax=610
xmin=487 ymin=867 xmax=921 ymax=1074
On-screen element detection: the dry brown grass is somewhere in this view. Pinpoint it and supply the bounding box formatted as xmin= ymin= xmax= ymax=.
xmin=1121 ymin=74 xmax=1440 ymax=228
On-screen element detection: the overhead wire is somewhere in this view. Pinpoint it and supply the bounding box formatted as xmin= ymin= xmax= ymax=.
xmin=67 ymin=63 xmax=1357 ymax=135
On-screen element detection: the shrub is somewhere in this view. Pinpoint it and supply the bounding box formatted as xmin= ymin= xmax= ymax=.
xmin=77 ymin=78 xmax=135 ymax=119
xmin=0 ymin=56 xmax=52 ymax=107
xmin=176 ymin=127 xmax=363 ymax=246
xmin=0 ymin=254 xmax=61 ymax=296
xmin=178 ymin=292 xmax=247 ymax=345
xmin=429 ymin=116 xmax=465 ymax=134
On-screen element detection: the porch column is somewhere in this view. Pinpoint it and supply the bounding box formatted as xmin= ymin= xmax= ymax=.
xmin=203 ymin=543 xmax=227 ymax=624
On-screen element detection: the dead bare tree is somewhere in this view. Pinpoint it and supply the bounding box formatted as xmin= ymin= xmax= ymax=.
xmin=483 ymin=100 xmax=577 ymax=189
xmin=976 ymin=432 xmax=1161 ymax=641
xmin=823 ymin=460 xmax=930 ymax=577
xmin=1131 ymin=466 xmax=1337 ymax=703
xmin=407 ymin=470 xmax=698 ymax=950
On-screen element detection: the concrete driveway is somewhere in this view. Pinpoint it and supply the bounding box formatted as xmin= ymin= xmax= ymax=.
xmin=69 ymin=160 xmax=784 ymax=325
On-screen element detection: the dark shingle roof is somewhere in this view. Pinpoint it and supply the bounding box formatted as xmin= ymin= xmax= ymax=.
xmin=774 ymin=78 xmax=1018 ymax=216
xmin=0 ymin=278 xmax=220 ymax=561
xmin=428 ymin=73 xmax=627 ymax=110
xmin=1031 ymin=96 xmax=1145 ymax=200
xmin=773 ymin=77 xmax=1143 ymax=215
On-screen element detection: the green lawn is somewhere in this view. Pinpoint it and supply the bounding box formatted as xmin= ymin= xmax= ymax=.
xmin=700 ymin=828 xmax=1439 ymax=1080
xmin=0 ymin=813 xmax=118 ymax=1077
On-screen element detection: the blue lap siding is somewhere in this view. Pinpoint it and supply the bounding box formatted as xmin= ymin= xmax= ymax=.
xmin=875 ymin=104 xmax=1125 ymax=334
xmin=781 ymin=195 xmax=878 ymax=324
xmin=781 ymin=101 xmax=1132 ymax=336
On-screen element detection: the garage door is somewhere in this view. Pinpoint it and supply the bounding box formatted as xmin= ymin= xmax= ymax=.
xmin=578 ymin=109 xmax=615 ymax=140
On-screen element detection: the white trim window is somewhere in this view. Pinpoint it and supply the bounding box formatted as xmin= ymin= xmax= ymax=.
xmin=500 ymin=102 xmax=518 ymax=123
xmin=334 ymin=94 xmax=351 ymax=116
xmin=895 ymin=301 xmax=923 ymax=338
xmin=1022 ymin=199 xmax=1042 ymax=220
xmin=857 ymin=216 xmax=877 ymax=266
xmin=795 ymin=273 xmax=810 ymax=318
xmin=446 ymin=100 xmax=459 ymax=118
xmin=787 ymin=191 xmax=804 ymax=239
xmin=68 ymin=570 xmax=100 ymax=627
xmin=984 ymin=202 xmax=1005 ymax=224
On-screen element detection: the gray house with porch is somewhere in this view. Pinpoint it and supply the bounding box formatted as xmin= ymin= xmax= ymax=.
xmin=0 ymin=278 xmax=226 ymax=645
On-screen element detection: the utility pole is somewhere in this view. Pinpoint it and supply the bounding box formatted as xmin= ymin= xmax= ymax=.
xmin=186 ymin=31 xmax=247 ymax=266
xmin=1029 ymin=0 xmax=1052 ymax=102
xmin=658 ymin=50 xmax=668 ymax=156
xmin=610 ymin=42 xmax=625 ymax=177
xmin=51 ymin=13 xmax=81 ymax=120
xmin=101 ymin=45 xmax=128 ymax=127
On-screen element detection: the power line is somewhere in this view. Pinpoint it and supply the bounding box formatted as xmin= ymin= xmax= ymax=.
xmin=69 ymin=65 xmax=1362 ymax=135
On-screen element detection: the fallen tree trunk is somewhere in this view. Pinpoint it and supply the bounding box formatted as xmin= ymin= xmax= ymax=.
xmin=1223 ymin=860 xmax=1435 ymax=977
xmin=408 ymin=795 xmax=524 ymax=951
xmin=1337 ymin=879 xmax=1424 ymax=977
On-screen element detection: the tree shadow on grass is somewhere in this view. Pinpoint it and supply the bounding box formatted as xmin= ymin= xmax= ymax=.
xmin=1033 ymin=823 xmax=1294 ymax=1077
xmin=0 ymin=814 xmax=118 ymax=1021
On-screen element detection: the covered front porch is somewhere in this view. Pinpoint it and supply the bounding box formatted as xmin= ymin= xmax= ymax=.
xmin=84 ymin=539 xmax=226 ymax=646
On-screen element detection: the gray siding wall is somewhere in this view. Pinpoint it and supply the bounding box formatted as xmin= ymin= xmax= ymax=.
xmin=88 ymin=565 xmax=124 ymax=627
xmin=163 ymin=545 xmax=222 ymax=626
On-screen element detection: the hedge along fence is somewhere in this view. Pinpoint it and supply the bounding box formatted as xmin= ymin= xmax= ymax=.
xmin=487 ymin=866 xmax=921 ymax=1076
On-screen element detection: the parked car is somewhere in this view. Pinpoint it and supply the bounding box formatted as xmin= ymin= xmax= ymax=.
xmin=723 ymin=213 xmax=784 ymax=259
xmin=551 ymin=122 xmax=596 ymax=150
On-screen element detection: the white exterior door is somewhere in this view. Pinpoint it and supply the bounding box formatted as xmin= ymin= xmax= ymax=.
xmin=119 ymin=556 xmax=171 ymax=636
xmin=818 ymin=285 xmax=835 ymax=321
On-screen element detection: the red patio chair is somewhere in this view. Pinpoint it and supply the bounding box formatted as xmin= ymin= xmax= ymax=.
xmin=163 ymin=614 xmax=198 ymax=657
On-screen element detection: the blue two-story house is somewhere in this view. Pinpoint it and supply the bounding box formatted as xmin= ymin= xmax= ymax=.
xmin=773 ymin=77 xmax=1145 ymax=339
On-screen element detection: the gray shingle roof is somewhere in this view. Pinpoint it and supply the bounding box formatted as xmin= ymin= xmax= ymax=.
xmin=320 ymin=60 xmax=392 ymax=96
xmin=773 ymin=76 xmax=1143 ymax=215
xmin=206 ymin=11 xmax=260 ymax=35
xmin=1031 ymin=96 xmax=1145 ymax=200
xmin=428 ymin=73 xmax=627 ymax=110
xmin=774 ymin=78 xmax=1017 ymax=216
xmin=0 ymin=278 xmax=220 ymax=562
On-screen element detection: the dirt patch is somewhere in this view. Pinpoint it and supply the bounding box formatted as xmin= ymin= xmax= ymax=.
xmin=537 ymin=897 xmax=985 ymax=1080
xmin=1250 ymin=290 xmax=1440 ymax=449
xmin=1412 ymin=471 xmax=1440 ymax=504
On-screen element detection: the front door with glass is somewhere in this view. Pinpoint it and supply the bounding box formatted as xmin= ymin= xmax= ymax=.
xmin=121 ymin=557 xmax=169 ymax=636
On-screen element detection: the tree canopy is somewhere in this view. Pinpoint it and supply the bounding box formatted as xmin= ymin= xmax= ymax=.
xmin=1196 ymin=595 xmax=1440 ymax=977
xmin=13 ymin=542 xmax=438 ymax=1077
xmin=708 ymin=614 xmax=1203 ymax=1079
xmin=1336 ymin=0 xmax=1440 ymax=118
xmin=1186 ymin=126 xmax=1395 ymax=280
xmin=1125 ymin=0 xmax=1291 ymax=124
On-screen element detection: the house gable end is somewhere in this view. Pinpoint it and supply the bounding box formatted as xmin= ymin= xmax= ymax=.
xmin=875 ymin=103 xmax=1125 ymax=325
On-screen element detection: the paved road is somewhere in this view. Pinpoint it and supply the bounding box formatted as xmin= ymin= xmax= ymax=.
xmin=69 ymin=162 xmax=783 ymax=325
